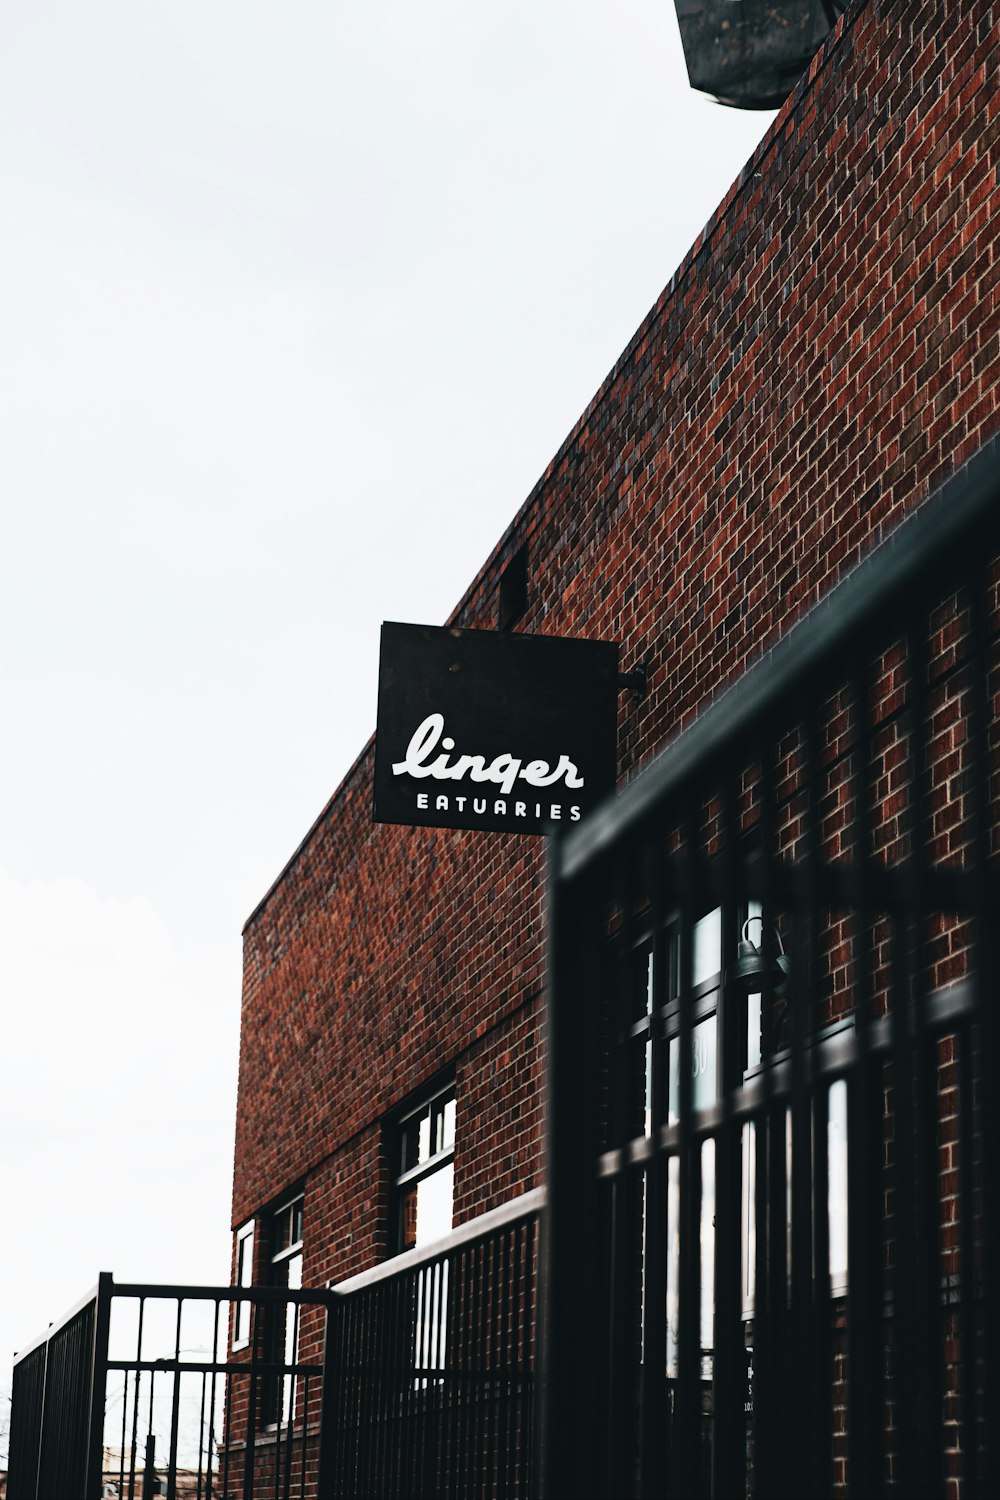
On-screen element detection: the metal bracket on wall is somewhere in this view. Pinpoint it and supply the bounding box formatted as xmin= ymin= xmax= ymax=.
xmin=617 ymin=661 xmax=650 ymax=704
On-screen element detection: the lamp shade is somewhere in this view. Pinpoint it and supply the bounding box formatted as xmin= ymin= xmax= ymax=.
xmin=672 ymin=0 xmax=840 ymax=110
xmin=727 ymin=919 xmax=791 ymax=994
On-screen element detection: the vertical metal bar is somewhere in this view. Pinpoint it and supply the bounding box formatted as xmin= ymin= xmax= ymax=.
xmin=890 ymin=607 xmax=944 ymax=1500
xmin=219 ymin=1364 xmax=233 ymax=1500
xmin=316 ymin=1294 xmax=340 ymax=1500
xmin=753 ymin=730 xmax=782 ymax=1500
xmin=673 ymin=801 xmax=703 ymax=1500
xmin=540 ymin=835 xmax=605 ymax=1498
xmin=167 ymin=1298 xmax=183 ymax=1500
xmin=803 ymin=696 xmax=833 ymax=1497
xmin=783 ymin=713 xmax=815 ymax=1499
xmin=397 ymin=1265 xmax=413 ymax=1498
xmin=298 ymin=1367 xmax=310 ymax=1500
xmin=496 ymin=1232 xmax=512 ymax=1499
xmin=605 ymin=1167 xmax=639 ymax=1498
xmin=965 ymin=551 xmax=996 ymax=1496
xmin=83 ymin=1276 xmax=113 ymax=1500
xmin=119 ymin=1367 xmax=130 ymax=1500
xmin=129 ymin=1301 xmax=145 ymax=1500
xmin=283 ymin=1297 xmax=301 ymax=1500
xmin=196 ymin=1368 xmax=207 ymax=1500
xmin=462 ymin=1239 xmax=475 ymax=1500
xmin=523 ymin=1214 xmax=537 ymax=1499
xmin=847 ymin=657 xmax=885 ymax=1500
xmin=205 ymin=1297 xmax=221 ymax=1500
xmin=714 ymin=767 xmax=747 ymax=1500
xmin=244 ymin=1285 xmax=264 ymax=1499
xmin=368 ymin=1282 xmax=385 ymax=1499
xmin=956 ymin=1020 xmax=978 ymax=1499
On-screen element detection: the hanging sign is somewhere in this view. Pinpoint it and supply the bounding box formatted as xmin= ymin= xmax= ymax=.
xmin=374 ymin=622 xmax=619 ymax=835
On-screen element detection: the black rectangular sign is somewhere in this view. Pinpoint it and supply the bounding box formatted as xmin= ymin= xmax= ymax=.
xmin=373 ymin=623 xmax=619 ymax=835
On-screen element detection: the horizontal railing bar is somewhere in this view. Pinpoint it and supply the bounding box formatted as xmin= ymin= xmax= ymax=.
xmin=12 ymin=1281 xmax=101 ymax=1365
xmin=332 ymin=1187 xmax=545 ymax=1295
xmin=597 ymin=979 xmax=974 ymax=1173
xmin=109 ymin=1280 xmax=336 ymax=1304
xmin=558 ymin=431 xmax=1000 ymax=882
xmin=106 ymin=1358 xmax=325 ymax=1376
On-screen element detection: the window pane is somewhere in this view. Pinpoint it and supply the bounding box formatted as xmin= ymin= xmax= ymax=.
xmin=668 ymin=1015 xmax=718 ymax=1123
xmin=273 ymin=1198 xmax=303 ymax=1256
xmin=441 ymin=1097 xmax=456 ymax=1152
xmin=665 ymin=1156 xmax=680 ymax=1378
xmin=828 ymin=1080 xmax=849 ymax=1289
xmin=701 ymin=1139 xmax=715 ymax=1379
xmin=746 ymin=901 xmax=764 ymax=1069
xmin=402 ymin=1162 xmax=455 ymax=1252
xmin=741 ymin=1123 xmax=756 ymax=1313
xmin=747 ymin=991 xmax=762 ymax=1070
xmin=692 ymin=908 xmax=722 ymax=987
xmin=416 ymin=1162 xmax=454 ymax=1248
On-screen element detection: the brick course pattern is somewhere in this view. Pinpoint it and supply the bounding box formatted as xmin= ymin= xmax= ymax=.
xmin=232 ymin=0 xmax=1000 ymax=1294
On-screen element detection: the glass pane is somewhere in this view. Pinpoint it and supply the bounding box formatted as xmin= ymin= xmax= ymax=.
xmin=747 ymin=991 xmax=762 ymax=1070
xmin=692 ymin=1016 xmax=717 ymax=1109
xmin=441 ymin=1096 xmax=456 ymax=1152
xmin=692 ymin=908 xmax=722 ymax=987
xmin=667 ymin=1015 xmax=718 ymax=1123
xmin=414 ymin=1162 xmax=454 ymax=1250
xmin=237 ymin=1228 xmax=254 ymax=1287
xmin=828 ymin=1081 xmax=849 ymax=1288
xmin=701 ymin=1139 xmax=715 ymax=1379
xmin=741 ymin=1123 xmax=756 ymax=1312
xmin=665 ymin=1156 xmax=680 ymax=1378
xmin=645 ymin=1037 xmax=653 ymax=1138
xmin=418 ymin=1111 xmax=431 ymax=1164
xmin=746 ymin=900 xmax=764 ymax=1070
xmin=668 ymin=1036 xmax=678 ymax=1125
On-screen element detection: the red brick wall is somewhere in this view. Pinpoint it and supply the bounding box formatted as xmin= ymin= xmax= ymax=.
xmin=231 ymin=0 xmax=1000 ymax=1290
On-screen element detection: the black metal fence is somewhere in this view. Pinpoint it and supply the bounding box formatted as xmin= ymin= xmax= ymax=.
xmin=8 ymin=1194 xmax=541 ymax=1500
xmin=8 ymin=1279 xmax=110 ymax=1500
xmin=321 ymin=1190 xmax=541 ymax=1500
xmin=543 ymin=437 xmax=1000 ymax=1499
xmin=8 ymin=1275 xmax=333 ymax=1500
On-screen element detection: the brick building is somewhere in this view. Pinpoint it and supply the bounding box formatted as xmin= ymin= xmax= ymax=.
xmin=225 ymin=0 xmax=999 ymax=1493
xmin=233 ymin=0 xmax=997 ymax=1276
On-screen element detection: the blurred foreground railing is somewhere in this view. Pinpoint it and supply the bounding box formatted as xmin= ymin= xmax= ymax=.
xmin=544 ymin=435 xmax=1000 ymax=1499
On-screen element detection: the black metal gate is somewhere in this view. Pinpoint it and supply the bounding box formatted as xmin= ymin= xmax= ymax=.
xmin=543 ymin=436 xmax=1000 ymax=1499
xmin=7 ymin=1274 xmax=334 ymax=1500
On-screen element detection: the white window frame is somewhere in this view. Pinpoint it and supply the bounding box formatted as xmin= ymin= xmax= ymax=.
xmin=232 ymin=1220 xmax=255 ymax=1351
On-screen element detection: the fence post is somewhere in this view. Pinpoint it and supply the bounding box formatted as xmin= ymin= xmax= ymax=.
xmin=316 ymin=1291 xmax=341 ymax=1499
xmin=539 ymin=838 xmax=603 ymax=1499
xmin=85 ymin=1273 xmax=113 ymax=1500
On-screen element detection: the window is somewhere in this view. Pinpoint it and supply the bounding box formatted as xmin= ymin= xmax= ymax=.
xmin=615 ymin=901 xmax=847 ymax=1359
xmin=498 ymin=545 xmax=528 ymax=631
xmin=389 ymin=1084 xmax=456 ymax=1388
xmin=392 ymin=1084 xmax=455 ymax=1254
xmin=264 ymin=1193 xmax=303 ymax=1426
xmin=232 ymin=1220 xmax=255 ymax=1351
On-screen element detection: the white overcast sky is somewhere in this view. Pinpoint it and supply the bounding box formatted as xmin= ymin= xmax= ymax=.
xmin=0 ymin=0 xmax=774 ymax=1422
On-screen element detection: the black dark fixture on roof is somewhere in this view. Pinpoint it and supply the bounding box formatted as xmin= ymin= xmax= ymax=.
xmin=672 ymin=0 xmax=847 ymax=111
